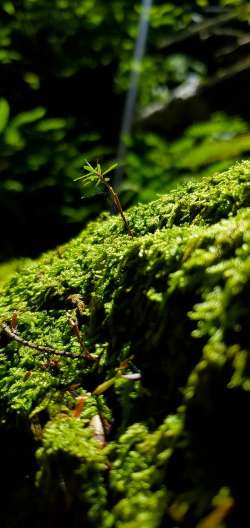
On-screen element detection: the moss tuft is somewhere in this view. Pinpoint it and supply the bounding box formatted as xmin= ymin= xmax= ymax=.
xmin=1 ymin=161 xmax=250 ymax=527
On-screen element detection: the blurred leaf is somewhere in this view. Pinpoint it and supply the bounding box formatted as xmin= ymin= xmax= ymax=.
xmin=5 ymin=127 xmax=23 ymax=148
xmin=124 ymin=113 xmax=250 ymax=202
xmin=23 ymin=72 xmax=40 ymax=90
xmin=36 ymin=118 xmax=67 ymax=132
xmin=0 ymin=98 xmax=10 ymax=133
xmin=3 ymin=179 xmax=23 ymax=192
xmin=3 ymin=1 xmax=15 ymax=15
xmin=11 ymin=107 xmax=46 ymax=128
xmin=0 ymin=50 xmax=21 ymax=63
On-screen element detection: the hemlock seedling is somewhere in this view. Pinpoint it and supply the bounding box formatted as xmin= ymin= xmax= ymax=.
xmin=75 ymin=161 xmax=134 ymax=237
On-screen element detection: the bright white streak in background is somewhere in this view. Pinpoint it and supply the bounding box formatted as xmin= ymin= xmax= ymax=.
xmin=114 ymin=0 xmax=153 ymax=185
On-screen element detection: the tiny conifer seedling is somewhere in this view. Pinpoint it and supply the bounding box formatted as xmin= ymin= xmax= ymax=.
xmin=75 ymin=161 xmax=133 ymax=237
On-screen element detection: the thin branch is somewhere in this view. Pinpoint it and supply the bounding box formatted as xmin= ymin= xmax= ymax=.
xmin=11 ymin=310 xmax=17 ymax=331
xmin=98 ymin=169 xmax=134 ymax=238
xmin=2 ymin=322 xmax=80 ymax=359
xmin=106 ymin=183 xmax=134 ymax=238
xmin=66 ymin=311 xmax=84 ymax=346
xmin=66 ymin=312 xmax=97 ymax=361
xmin=157 ymin=7 xmax=245 ymax=51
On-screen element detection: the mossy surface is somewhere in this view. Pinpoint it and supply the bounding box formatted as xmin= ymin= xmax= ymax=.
xmin=1 ymin=161 xmax=250 ymax=527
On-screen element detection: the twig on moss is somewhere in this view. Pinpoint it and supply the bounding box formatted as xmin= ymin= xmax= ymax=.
xmin=11 ymin=310 xmax=17 ymax=331
xmin=66 ymin=312 xmax=82 ymax=342
xmin=66 ymin=311 xmax=97 ymax=361
xmin=75 ymin=161 xmax=134 ymax=238
xmin=2 ymin=322 xmax=80 ymax=359
xmin=66 ymin=294 xmax=86 ymax=316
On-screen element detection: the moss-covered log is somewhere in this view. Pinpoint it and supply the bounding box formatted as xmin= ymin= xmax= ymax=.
xmin=1 ymin=161 xmax=250 ymax=527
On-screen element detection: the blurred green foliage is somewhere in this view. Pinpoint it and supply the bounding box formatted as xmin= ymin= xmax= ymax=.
xmin=0 ymin=0 xmax=249 ymax=259
xmin=123 ymin=113 xmax=250 ymax=201
xmin=0 ymin=96 xmax=110 ymax=259
xmin=0 ymin=258 xmax=29 ymax=286
xmin=0 ymin=96 xmax=108 ymax=209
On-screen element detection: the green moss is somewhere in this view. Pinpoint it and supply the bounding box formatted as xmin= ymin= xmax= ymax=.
xmin=0 ymin=258 xmax=29 ymax=285
xmin=1 ymin=161 xmax=250 ymax=527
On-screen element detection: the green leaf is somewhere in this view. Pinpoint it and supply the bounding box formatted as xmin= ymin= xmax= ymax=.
xmin=102 ymin=162 xmax=118 ymax=176
xmin=0 ymin=98 xmax=10 ymax=133
xmin=5 ymin=127 xmax=23 ymax=148
xmin=3 ymin=1 xmax=15 ymax=15
xmin=84 ymin=160 xmax=93 ymax=169
xmin=3 ymin=179 xmax=23 ymax=192
xmin=23 ymin=72 xmax=40 ymax=90
xmin=0 ymin=50 xmax=21 ymax=63
xmin=74 ymin=176 xmax=85 ymax=182
xmin=11 ymin=107 xmax=46 ymax=128
xmin=36 ymin=118 xmax=66 ymax=132
xmin=83 ymin=165 xmax=94 ymax=172
xmin=93 ymin=376 xmax=117 ymax=395
xmin=4 ymin=107 xmax=46 ymax=147
xmin=83 ymin=175 xmax=95 ymax=181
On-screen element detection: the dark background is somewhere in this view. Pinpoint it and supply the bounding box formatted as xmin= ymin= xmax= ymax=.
xmin=0 ymin=0 xmax=249 ymax=261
